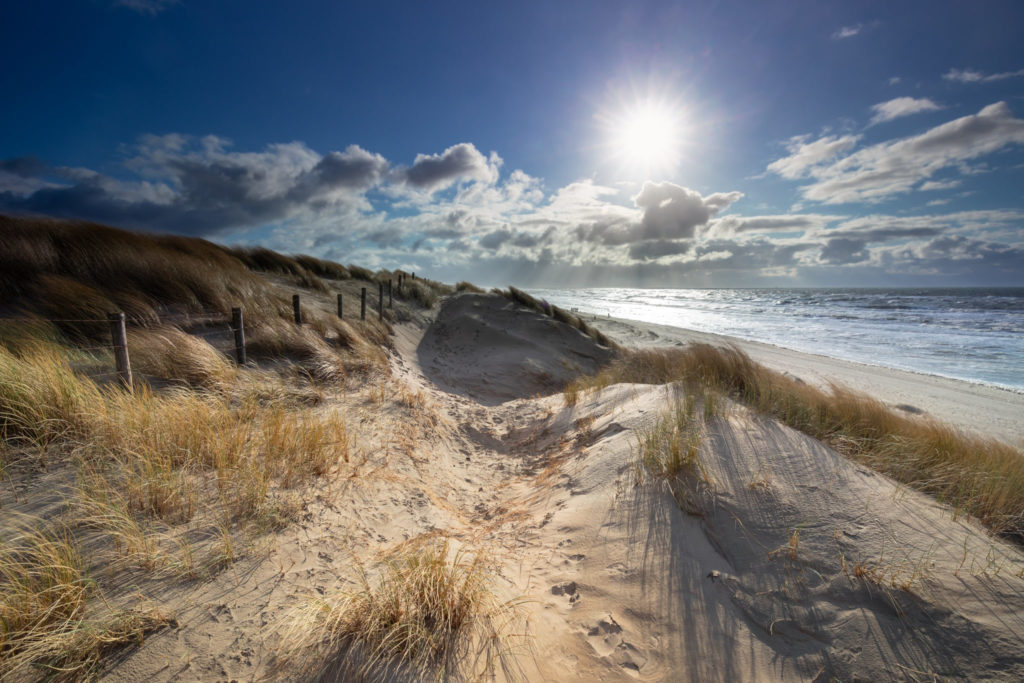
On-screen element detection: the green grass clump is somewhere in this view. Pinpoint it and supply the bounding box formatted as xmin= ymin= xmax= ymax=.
xmin=638 ymin=394 xmax=704 ymax=480
xmin=570 ymin=344 xmax=1024 ymax=541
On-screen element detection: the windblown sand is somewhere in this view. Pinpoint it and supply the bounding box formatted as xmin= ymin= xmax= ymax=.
xmin=68 ymin=293 xmax=1024 ymax=680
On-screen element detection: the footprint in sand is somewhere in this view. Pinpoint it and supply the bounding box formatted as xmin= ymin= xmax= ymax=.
xmin=551 ymin=581 xmax=581 ymax=605
xmin=584 ymin=614 xmax=647 ymax=674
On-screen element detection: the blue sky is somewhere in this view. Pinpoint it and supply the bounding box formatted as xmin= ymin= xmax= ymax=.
xmin=2 ymin=0 xmax=1023 ymax=287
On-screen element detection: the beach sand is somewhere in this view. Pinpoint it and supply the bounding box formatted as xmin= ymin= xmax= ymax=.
xmin=66 ymin=292 xmax=1024 ymax=681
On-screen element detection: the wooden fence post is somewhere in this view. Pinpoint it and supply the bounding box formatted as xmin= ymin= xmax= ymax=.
xmin=108 ymin=312 xmax=133 ymax=392
xmin=292 ymin=294 xmax=302 ymax=325
xmin=337 ymin=293 xmax=343 ymax=319
xmin=388 ymin=279 xmax=393 ymax=308
xmin=231 ymin=307 xmax=246 ymax=365
xmin=378 ymin=282 xmax=384 ymax=320
xmin=361 ymin=287 xmax=367 ymax=320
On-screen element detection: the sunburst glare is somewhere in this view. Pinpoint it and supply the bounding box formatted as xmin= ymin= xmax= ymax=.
xmin=600 ymin=96 xmax=690 ymax=178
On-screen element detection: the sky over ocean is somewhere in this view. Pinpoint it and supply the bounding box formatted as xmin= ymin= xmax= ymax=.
xmin=1 ymin=1 xmax=1023 ymax=288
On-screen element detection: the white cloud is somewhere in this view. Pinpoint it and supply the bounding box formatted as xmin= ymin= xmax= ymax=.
xmin=113 ymin=0 xmax=178 ymax=15
xmin=918 ymin=179 xmax=961 ymax=191
xmin=767 ymin=134 xmax=861 ymax=180
xmin=768 ymin=102 xmax=1024 ymax=204
xmin=831 ymin=24 xmax=862 ymax=40
xmin=869 ymin=97 xmax=942 ymax=125
xmin=943 ymin=67 xmax=1024 ymax=83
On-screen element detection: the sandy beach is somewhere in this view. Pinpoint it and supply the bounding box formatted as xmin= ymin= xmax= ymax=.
xmin=582 ymin=313 xmax=1024 ymax=447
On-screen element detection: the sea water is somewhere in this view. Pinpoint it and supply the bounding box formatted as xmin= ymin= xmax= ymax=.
xmin=529 ymin=288 xmax=1024 ymax=392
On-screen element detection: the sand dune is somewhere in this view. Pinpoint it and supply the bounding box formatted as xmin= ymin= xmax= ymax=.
xmin=78 ymin=292 xmax=1024 ymax=680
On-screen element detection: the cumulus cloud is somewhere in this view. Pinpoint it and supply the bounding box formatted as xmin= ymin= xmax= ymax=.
xmin=398 ymin=143 xmax=501 ymax=191
xmin=943 ymin=67 xmax=1024 ymax=83
xmin=869 ymin=97 xmax=942 ymax=125
xmin=768 ymin=102 xmax=1024 ymax=204
xmin=633 ymin=182 xmax=742 ymax=240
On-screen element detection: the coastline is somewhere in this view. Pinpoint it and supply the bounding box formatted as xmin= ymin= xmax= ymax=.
xmin=584 ymin=312 xmax=1024 ymax=446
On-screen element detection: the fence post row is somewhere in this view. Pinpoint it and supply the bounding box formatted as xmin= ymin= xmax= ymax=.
xmin=292 ymin=294 xmax=302 ymax=325
xmin=388 ymin=279 xmax=393 ymax=308
xmin=337 ymin=293 xmax=343 ymax=319
xmin=107 ymin=312 xmax=133 ymax=392
xmin=378 ymin=282 xmax=384 ymax=320
xmin=231 ymin=307 xmax=247 ymax=365
xmin=361 ymin=287 xmax=367 ymax=320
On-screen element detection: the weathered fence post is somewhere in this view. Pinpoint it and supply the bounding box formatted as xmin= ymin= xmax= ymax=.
xmin=378 ymin=282 xmax=384 ymax=320
xmin=360 ymin=287 xmax=367 ymax=320
xmin=292 ymin=294 xmax=302 ymax=325
xmin=337 ymin=293 xmax=343 ymax=319
xmin=108 ymin=312 xmax=133 ymax=392
xmin=388 ymin=279 xmax=393 ymax=308
xmin=231 ymin=307 xmax=246 ymax=365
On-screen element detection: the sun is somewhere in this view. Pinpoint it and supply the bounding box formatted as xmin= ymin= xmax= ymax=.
xmin=601 ymin=97 xmax=689 ymax=177
xmin=615 ymin=104 xmax=680 ymax=167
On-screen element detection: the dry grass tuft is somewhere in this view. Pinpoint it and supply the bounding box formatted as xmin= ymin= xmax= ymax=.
xmin=0 ymin=516 xmax=174 ymax=681
xmin=281 ymin=538 xmax=523 ymax=681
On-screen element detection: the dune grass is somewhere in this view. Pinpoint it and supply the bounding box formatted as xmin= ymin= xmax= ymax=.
xmin=569 ymin=344 xmax=1024 ymax=541
xmin=501 ymin=286 xmax=620 ymax=351
xmin=281 ymin=538 xmax=522 ymax=681
xmin=0 ymin=314 xmax=356 ymax=674
xmin=0 ymin=515 xmax=175 ymax=681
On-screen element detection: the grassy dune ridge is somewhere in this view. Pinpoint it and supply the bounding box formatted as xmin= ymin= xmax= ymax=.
xmin=567 ymin=345 xmax=1024 ymax=541
xmin=0 ymin=216 xmax=466 ymax=679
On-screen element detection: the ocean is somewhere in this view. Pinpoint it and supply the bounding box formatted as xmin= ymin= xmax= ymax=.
xmin=528 ymin=288 xmax=1024 ymax=393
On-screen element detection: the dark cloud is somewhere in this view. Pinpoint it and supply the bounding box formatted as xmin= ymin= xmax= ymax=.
xmin=819 ymin=238 xmax=870 ymax=264
xmin=399 ymin=143 xmax=499 ymax=191
xmin=479 ymin=228 xmax=511 ymax=250
xmin=0 ymin=139 xmax=386 ymax=235
xmin=0 ymin=157 xmax=47 ymax=177
xmin=633 ymin=182 xmax=743 ymax=242
xmin=628 ymin=240 xmax=691 ymax=261
xmin=478 ymin=226 xmax=554 ymax=251
xmin=290 ymin=146 xmax=387 ymax=200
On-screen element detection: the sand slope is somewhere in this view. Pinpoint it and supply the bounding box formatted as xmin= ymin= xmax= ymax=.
xmin=493 ymin=384 xmax=1024 ymax=680
xmin=418 ymin=293 xmax=615 ymax=405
